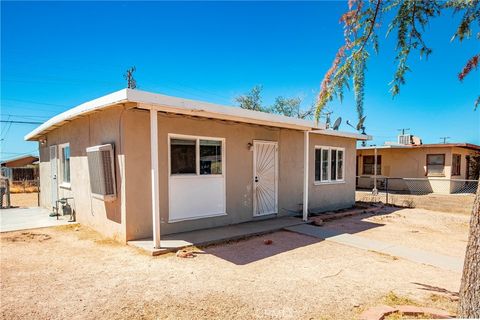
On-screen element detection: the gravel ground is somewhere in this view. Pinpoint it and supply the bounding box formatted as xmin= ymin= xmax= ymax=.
xmin=0 ymin=208 xmax=466 ymax=320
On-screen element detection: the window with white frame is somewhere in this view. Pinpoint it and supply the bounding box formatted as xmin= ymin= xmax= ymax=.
xmin=170 ymin=136 xmax=223 ymax=176
xmin=59 ymin=143 xmax=71 ymax=185
xmin=315 ymin=146 xmax=344 ymax=182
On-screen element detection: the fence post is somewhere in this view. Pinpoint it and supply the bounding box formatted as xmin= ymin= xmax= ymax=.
xmin=385 ymin=178 xmax=389 ymax=205
xmin=6 ymin=179 xmax=10 ymax=208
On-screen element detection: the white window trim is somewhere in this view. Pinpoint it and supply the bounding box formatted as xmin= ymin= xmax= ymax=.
xmin=314 ymin=145 xmax=345 ymax=185
xmin=168 ymin=133 xmax=225 ymax=178
xmin=167 ymin=133 xmax=227 ymax=223
xmin=58 ymin=142 xmax=71 ymax=189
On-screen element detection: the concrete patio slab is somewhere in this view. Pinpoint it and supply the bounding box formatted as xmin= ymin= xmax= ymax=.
xmin=0 ymin=207 xmax=75 ymax=233
xmin=286 ymin=224 xmax=463 ymax=272
xmin=128 ymin=216 xmax=305 ymax=256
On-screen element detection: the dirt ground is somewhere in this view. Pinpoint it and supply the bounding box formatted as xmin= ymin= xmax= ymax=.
xmin=0 ymin=208 xmax=468 ymax=320
xmin=6 ymin=192 xmax=39 ymax=208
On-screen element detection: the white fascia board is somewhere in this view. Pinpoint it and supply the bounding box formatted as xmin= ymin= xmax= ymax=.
xmin=25 ymin=89 xmax=129 ymax=141
xmin=127 ymin=89 xmax=324 ymax=130
xmin=25 ymin=88 xmax=327 ymax=141
xmin=310 ymin=129 xmax=372 ymax=141
xmin=357 ymin=145 xmax=411 ymax=150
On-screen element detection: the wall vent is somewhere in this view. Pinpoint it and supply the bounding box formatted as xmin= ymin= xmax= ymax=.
xmin=86 ymin=144 xmax=116 ymax=201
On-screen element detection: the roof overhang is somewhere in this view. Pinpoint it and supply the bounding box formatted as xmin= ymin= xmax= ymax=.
xmin=310 ymin=129 xmax=372 ymax=141
xmin=25 ymin=89 xmax=327 ymax=141
xmin=358 ymin=143 xmax=480 ymax=151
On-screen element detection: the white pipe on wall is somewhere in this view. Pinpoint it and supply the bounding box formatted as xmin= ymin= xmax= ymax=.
xmin=150 ymin=109 xmax=161 ymax=248
xmin=303 ymin=131 xmax=309 ymax=222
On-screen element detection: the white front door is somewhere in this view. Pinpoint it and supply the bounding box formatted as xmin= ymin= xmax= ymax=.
xmin=50 ymin=145 xmax=58 ymax=207
xmin=253 ymin=140 xmax=278 ymax=217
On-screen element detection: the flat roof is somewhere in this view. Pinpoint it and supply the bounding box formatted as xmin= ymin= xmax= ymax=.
xmin=358 ymin=143 xmax=480 ymax=151
xmin=25 ymin=89 xmax=368 ymax=141
xmin=310 ymin=129 xmax=371 ymax=141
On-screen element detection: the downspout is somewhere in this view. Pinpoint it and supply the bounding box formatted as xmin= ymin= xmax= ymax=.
xmin=303 ymin=131 xmax=309 ymax=222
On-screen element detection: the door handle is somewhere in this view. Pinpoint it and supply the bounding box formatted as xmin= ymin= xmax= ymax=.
xmin=254 ymin=176 xmax=259 ymax=183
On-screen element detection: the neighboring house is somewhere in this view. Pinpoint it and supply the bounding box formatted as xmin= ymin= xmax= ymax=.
xmin=0 ymin=155 xmax=39 ymax=181
xmin=356 ymin=133 xmax=480 ymax=194
xmin=25 ymin=89 xmax=370 ymax=246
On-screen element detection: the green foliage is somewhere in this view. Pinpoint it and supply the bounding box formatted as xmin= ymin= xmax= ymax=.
xmin=271 ymin=96 xmax=313 ymax=119
xmin=317 ymin=0 xmax=480 ymax=126
xmin=236 ymin=86 xmax=313 ymax=119
xmin=235 ymin=85 xmax=265 ymax=112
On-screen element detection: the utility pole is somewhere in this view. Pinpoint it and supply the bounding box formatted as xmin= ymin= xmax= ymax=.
xmin=440 ymin=137 xmax=451 ymax=144
xmin=124 ymin=66 xmax=137 ymax=89
xmin=397 ymin=128 xmax=410 ymax=135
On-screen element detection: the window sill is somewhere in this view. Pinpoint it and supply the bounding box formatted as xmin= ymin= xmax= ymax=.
xmin=168 ymin=212 xmax=227 ymax=223
xmin=60 ymin=183 xmax=71 ymax=190
xmin=314 ymin=180 xmax=346 ymax=186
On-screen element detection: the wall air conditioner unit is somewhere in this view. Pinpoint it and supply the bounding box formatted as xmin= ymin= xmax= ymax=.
xmin=86 ymin=144 xmax=116 ymax=201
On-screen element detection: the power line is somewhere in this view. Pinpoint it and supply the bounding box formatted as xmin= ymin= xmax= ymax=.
xmin=1 ymin=98 xmax=68 ymax=108
xmin=0 ymin=113 xmax=50 ymax=119
xmin=0 ymin=120 xmax=43 ymax=125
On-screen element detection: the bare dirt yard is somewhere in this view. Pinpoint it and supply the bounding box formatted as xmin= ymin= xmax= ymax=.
xmin=1 ymin=207 xmax=469 ymax=320
xmin=356 ymin=190 xmax=475 ymax=214
xmin=7 ymin=192 xmax=39 ymax=208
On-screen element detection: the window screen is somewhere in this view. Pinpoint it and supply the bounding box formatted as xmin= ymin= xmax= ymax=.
xmin=427 ymin=154 xmax=445 ymax=176
xmin=363 ymin=155 xmax=381 ymax=175
xmin=171 ymin=139 xmax=196 ymax=174
xmin=452 ymin=154 xmax=461 ymax=176
xmin=321 ymin=149 xmax=329 ymax=181
xmin=61 ymin=145 xmax=71 ymax=183
xmin=330 ymin=149 xmax=337 ymax=180
xmin=314 ymin=149 xmax=321 ymax=181
xmin=200 ymin=140 xmax=222 ymax=175
xmin=337 ymin=150 xmax=344 ymax=180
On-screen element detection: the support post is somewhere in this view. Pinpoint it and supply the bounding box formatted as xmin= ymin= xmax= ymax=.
xmin=372 ymin=146 xmax=378 ymax=195
xmin=303 ymin=131 xmax=309 ymax=222
xmin=150 ymin=108 xmax=161 ymax=249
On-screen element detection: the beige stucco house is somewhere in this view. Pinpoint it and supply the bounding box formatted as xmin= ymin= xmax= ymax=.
xmin=357 ymin=139 xmax=480 ymax=194
xmin=25 ymin=89 xmax=370 ymax=247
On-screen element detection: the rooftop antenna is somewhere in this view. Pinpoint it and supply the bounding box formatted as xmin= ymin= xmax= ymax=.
xmin=124 ymin=66 xmax=137 ymax=89
xmin=347 ymin=116 xmax=367 ymax=146
xmin=322 ymin=110 xmax=333 ymax=129
xmin=397 ymin=128 xmax=410 ymax=135
xmin=440 ymin=136 xmax=451 ymax=144
xmin=332 ymin=117 xmax=342 ymax=130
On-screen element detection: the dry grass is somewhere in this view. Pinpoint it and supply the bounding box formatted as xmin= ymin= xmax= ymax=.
xmin=9 ymin=182 xmax=38 ymax=193
xmin=8 ymin=193 xmax=38 ymax=207
xmin=383 ymin=291 xmax=418 ymax=306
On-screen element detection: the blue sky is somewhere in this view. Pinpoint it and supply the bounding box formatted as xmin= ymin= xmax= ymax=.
xmin=1 ymin=1 xmax=479 ymax=160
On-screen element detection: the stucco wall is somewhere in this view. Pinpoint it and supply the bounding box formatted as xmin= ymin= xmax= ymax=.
xmin=38 ymin=106 xmax=359 ymax=242
xmin=356 ymin=146 xmax=476 ymax=194
xmin=308 ymin=134 xmax=357 ymax=212
xmin=123 ymin=110 xmax=358 ymax=239
xmin=357 ymin=146 xmax=473 ymax=179
xmin=38 ymin=107 xmax=127 ymax=241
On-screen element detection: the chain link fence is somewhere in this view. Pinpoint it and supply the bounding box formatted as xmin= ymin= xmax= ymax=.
xmin=356 ymin=176 xmax=477 ymax=213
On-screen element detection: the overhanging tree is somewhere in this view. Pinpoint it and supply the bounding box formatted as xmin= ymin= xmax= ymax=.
xmin=316 ymin=0 xmax=479 ymax=317
xmin=236 ymin=86 xmax=314 ymax=119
